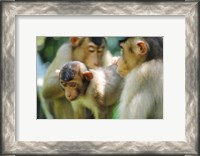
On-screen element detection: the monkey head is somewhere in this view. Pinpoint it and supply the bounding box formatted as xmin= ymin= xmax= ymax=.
xmin=70 ymin=37 xmax=107 ymax=69
xmin=117 ymin=37 xmax=149 ymax=77
xmin=59 ymin=61 xmax=93 ymax=101
xmin=117 ymin=37 xmax=163 ymax=77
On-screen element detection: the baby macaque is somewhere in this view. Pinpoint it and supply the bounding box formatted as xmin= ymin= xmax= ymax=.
xmin=42 ymin=37 xmax=113 ymax=119
xmin=59 ymin=61 xmax=123 ymax=119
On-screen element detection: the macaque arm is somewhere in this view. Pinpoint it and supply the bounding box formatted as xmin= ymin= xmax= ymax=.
xmin=128 ymin=60 xmax=163 ymax=119
xmin=71 ymin=103 xmax=87 ymax=119
xmin=42 ymin=44 xmax=72 ymax=99
xmin=102 ymin=50 xmax=113 ymax=67
xmin=110 ymin=56 xmax=120 ymax=65
xmin=127 ymin=86 xmax=154 ymax=119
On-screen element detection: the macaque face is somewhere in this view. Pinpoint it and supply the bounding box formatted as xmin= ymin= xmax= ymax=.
xmin=59 ymin=61 xmax=93 ymax=101
xmin=117 ymin=57 xmax=130 ymax=77
xmin=117 ymin=37 xmax=147 ymax=77
xmin=60 ymin=78 xmax=83 ymax=101
xmin=84 ymin=40 xmax=105 ymax=68
xmin=72 ymin=37 xmax=106 ymax=69
xmin=59 ymin=62 xmax=82 ymax=101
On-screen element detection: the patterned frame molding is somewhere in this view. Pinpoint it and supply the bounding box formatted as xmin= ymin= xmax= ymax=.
xmin=1 ymin=1 xmax=199 ymax=155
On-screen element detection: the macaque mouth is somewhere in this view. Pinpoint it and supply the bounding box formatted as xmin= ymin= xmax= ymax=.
xmin=67 ymin=96 xmax=78 ymax=101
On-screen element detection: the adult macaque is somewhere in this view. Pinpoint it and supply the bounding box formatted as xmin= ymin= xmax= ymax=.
xmin=42 ymin=37 xmax=112 ymax=119
xmin=59 ymin=61 xmax=123 ymax=119
xmin=117 ymin=37 xmax=163 ymax=119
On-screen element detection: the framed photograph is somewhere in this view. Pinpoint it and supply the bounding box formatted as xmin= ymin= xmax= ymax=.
xmin=1 ymin=1 xmax=199 ymax=155
xmin=36 ymin=36 xmax=163 ymax=120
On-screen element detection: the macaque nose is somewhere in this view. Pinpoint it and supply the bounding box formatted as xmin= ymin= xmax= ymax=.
xmin=68 ymin=93 xmax=72 ymax=98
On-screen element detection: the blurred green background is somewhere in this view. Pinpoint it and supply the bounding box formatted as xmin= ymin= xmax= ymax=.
xmin=37 ymin=37 xmax=122 ymax=119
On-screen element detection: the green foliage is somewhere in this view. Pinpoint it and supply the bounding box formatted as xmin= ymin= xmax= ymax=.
xmin=107 ymin=37 xmax=122 ymax=56
xmin=112 ymin=102 xmax=120 ymax=119
xmin=37 ymin=37 xmax=69 ymax=63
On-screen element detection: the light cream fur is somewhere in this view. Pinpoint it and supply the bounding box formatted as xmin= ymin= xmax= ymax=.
xmin=119 ymin=59 xmax=163 ymax=119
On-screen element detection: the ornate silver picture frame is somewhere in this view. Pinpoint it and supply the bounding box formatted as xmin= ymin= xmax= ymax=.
xmin=1 ymin=1 xmax=199 ymax=155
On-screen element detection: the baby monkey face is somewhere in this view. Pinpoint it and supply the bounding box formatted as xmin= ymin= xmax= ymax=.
xmin=60 ymin=74 xmax=83 ymax=101
xmin=59 ymin=61 xmax=93 ymax=101
xmin=65 ymin=82 xmax=81 ymax=101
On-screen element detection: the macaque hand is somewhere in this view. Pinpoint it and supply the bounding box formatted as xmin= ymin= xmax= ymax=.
xmin=110 ymin=56 xmax=120 ymax=65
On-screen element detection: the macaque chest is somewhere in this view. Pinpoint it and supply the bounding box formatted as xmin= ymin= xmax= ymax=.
xmin=71 ymin=95 xmax=98 ymax=111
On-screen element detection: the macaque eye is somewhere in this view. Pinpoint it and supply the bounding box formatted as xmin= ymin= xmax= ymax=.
xmin=88 ymin=47 xmax=95 ymax=53
xmin=60 ymin=81 xmax=67 ymax=87
xmin=97 ymin=49 xmax=103 ymax=53
xmin=67 ymin=82 xmax=77 ymax=88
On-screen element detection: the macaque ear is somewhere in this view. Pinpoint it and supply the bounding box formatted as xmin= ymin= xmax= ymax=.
xmin=82 ymin=71 xmax=93 ymax=81
xmin=137 ymin=41 xmax=148 ymax=56
xmin=70 ymin=37 xmax=80 ymax=47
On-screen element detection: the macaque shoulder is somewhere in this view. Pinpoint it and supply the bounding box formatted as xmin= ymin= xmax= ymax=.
xmin=139 ymin=59 xmax=163 ymax=81
xmin=123 ymin=59 xmax=163 ymax=99
xmin=56 ymin=43 xmax=72 ymax=61
xmin=127 ymin=59 xmax=163 ymax=82
xmin=86 ymin=69 xmax=106 ymax=99
xmin=89 ymin=68 xmax=106 ymax=87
